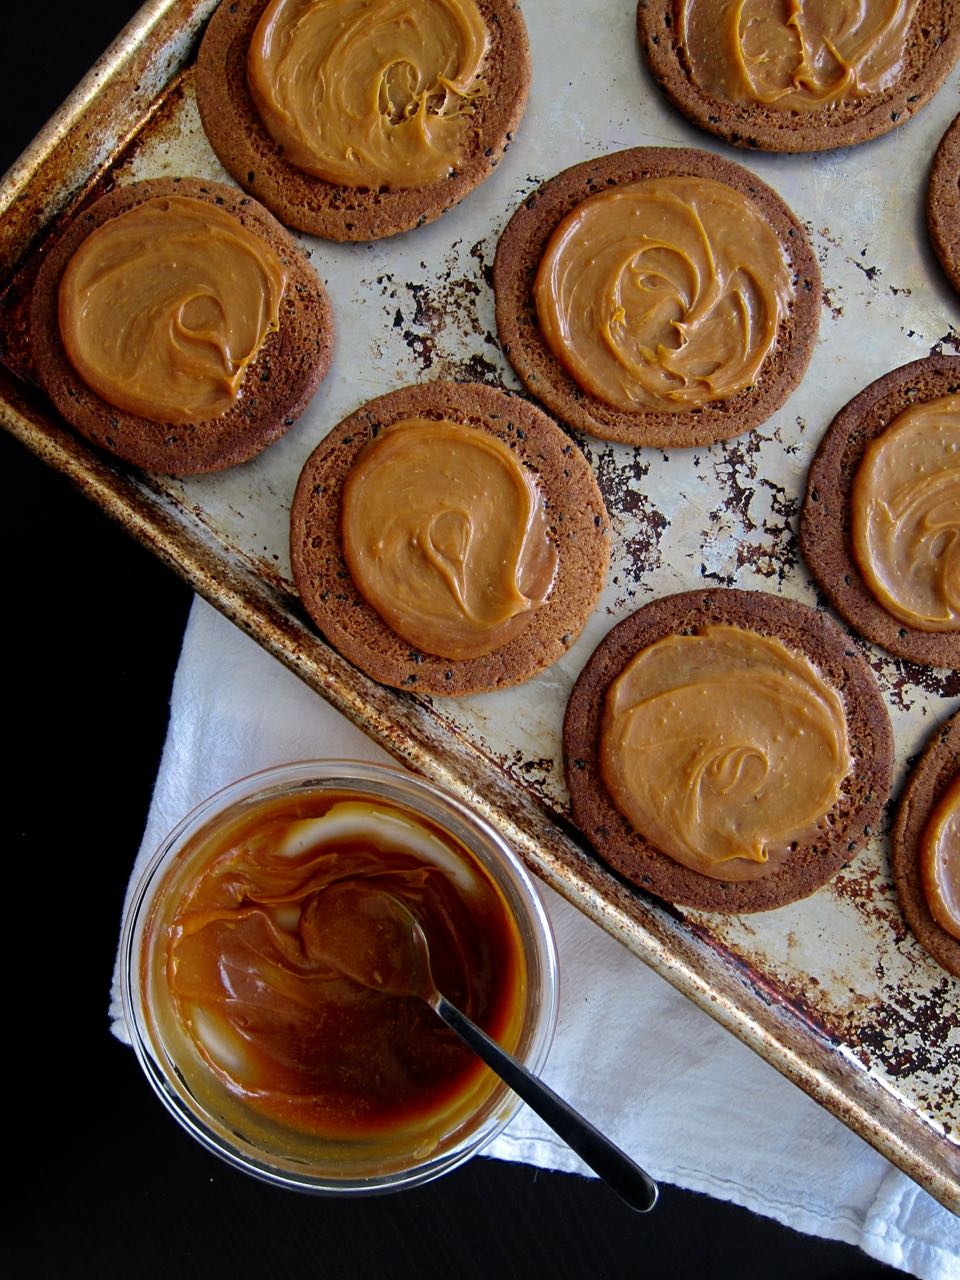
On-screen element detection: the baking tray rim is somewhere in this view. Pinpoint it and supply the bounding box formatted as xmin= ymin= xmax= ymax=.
xmin=1 ymin=0 xmax=956 ymax=1214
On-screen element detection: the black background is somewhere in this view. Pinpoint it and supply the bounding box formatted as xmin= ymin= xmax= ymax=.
xmin=3 ymin=4 xmax=903 ymax=1275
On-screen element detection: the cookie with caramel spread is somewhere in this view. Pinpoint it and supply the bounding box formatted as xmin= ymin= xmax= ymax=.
xmin=928 ymin=114 xmax=960 ymax=297
xmin=892 ymin=711 xmax=960 ymax=978
xmin=29 ymin=177 xmax=333 ymax=475
xmin=564 ymin=589 xmax=892 ymax=913
xmin=637 ymin=0 xmax=960 ymax=153
xmin=801 ymin=356 xmax=960 ymax=669
xmin=290 ymin=382 xmax=610 ymax=695
xmin=493 ymin=147 xmax=819 ymax=448
xmin=196 ymin=0 xmax=531 ymax=241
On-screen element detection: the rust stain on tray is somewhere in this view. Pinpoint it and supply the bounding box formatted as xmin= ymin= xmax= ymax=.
xmin=368 ymin=237 xmax=507 ymax=387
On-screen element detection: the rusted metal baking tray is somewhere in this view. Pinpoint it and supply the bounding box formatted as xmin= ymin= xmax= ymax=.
xmin=2 ymin=0 xmax=957 ymax=1211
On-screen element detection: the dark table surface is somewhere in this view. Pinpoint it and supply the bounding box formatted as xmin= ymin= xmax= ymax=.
xmin=3 ymin=4 xmax=905 ymax=1276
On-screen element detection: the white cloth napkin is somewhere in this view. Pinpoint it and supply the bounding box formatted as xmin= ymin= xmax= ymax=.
xmin=110 ymin=598 xmax=960 ymax=1279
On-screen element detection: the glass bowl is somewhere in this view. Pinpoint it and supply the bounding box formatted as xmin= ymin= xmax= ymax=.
xmin=120 ymin=760 xmax=558 ymax=1195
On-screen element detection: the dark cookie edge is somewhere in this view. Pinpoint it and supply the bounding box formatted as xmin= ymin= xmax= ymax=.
xmin=799 ymin=356 xmax=960 ymax=669
xmin=635 ymin=0 xmax=960 ymax=154
xmin=927 ymin=113 xmax=960 ymax=297
xmin=29 ymin=176 xmax=334 ymax=475
xmin=290 ymin=380 xmax=611 ymax=696
xmin=891 ymin=710 xmax=960 ymax=978
xmin=492 ymin=145 xmax=820 ymax=448
xmin=195 ymin=0 xmax=532 ymax=242
xmin=563 ymin=588 xmax=893 ymax=913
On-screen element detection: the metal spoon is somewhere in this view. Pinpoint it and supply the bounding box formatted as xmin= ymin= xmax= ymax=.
xmin=308 ymin=882 xmax=659 ymax=1213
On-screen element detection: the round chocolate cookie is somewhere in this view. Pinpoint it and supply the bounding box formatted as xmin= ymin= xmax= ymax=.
xmin=290 ymin=381 xmax=610 ymax=696
xmin=564 ymin=589 xmax=892 ymax=913
xmin=636 ymin=0 xmax=960 ymax=154
xmin=493 ymin=147 xmax=820 ymax=448
xmin=928 ymin=113 xmax=960 ymax=296
xmin=800 ymin=356 xmax=960 ymax=669
xmin=892 ymin=710 xmax=960 ymax=977
xmin=195 ymin=0 xmax=530 ymax=242
xmin=30 ymin=177 xmax=333 ymax=475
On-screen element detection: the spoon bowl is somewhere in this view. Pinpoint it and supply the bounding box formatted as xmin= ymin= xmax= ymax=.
xmin=304 ymin=879 xmax=435 ymax=1000
xmin=311 ymin=883 xmax=659 ymax=1213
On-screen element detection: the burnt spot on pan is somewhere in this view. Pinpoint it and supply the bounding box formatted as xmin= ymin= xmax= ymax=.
xmin=711 ymin=430 xmax=764 ymax=524
xmin=850 ymin=254 xmax=882 ymax=285
xmin=368 ymin=240 xmax=506 ymax=384
xmin=773 ymin=414 xmax=808 ymax=458
xmin=866 ymin=649 xmax=960 ymax=713
xmin=469 ymin=236 xmax=495 ymax=290
xmin=831 ymin=855 xmax=902 ymax=936
xmin=501 ymin=748 xmax=557 ymax=796
xmin=929 ymin=326 xmax=960 ymax=357
xmin=689 ymin=911 xmax=959 ymax=1107
xmin=591 ymin=446 xmax=671 ymax=599
xmin=822 ymin=285 xmax=844 ymax=321
xmin=701 ymin=430 xmax=800 ymax=587
xmin=849 ymin=976 xmax=959 ymax=1085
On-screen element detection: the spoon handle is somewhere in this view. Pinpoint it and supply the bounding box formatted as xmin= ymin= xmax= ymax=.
xmin=433 ymin=993 xmax=659 ymax=1213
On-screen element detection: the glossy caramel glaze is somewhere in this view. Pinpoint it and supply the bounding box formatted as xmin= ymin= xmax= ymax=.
xmin=58 ymin=195 xmax=286 ymax=425
xmin=851 ymin=394 xmax=960 ymax=632
xmin=533 ymin=177 xmax=791 ymax=413
xmin=247 ymin=0 xmax=489 ymax=189
xmin=341 ymin=417 xmax=558 ymax=659
xmin=679 ymin=0 xmax=918 ymax=112
xmin=919 ymin=771 xmax=960 ymax=940
xmin=599 ymin=625 xmax=851 ymax=880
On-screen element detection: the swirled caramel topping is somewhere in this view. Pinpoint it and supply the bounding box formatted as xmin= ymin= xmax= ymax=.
xmin=678 ymin=0 xmax=918 ymax=113
xmin=851 ymin=396 xmax=960 ymax=632
xmin=341 ymin=418 xmax=558 ymax=660
xmin=533 ymin=177 xmax=791 ymax=414
xmin=147 ymin=792 xmax=524 ymax=1142
xmin=247 ymin=0 xmax=489 ymax=190
xmin=920 ymin=772 xmax=960 ymax=940
xmin=58 ymin=196 xmax=287 ymax=425
xmin=599 ymin=625 xmax=851 ymax=880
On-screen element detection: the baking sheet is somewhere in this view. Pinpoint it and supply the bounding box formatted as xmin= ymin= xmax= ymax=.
xmin=1 ymin=0 xmax=958 ymax=1209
